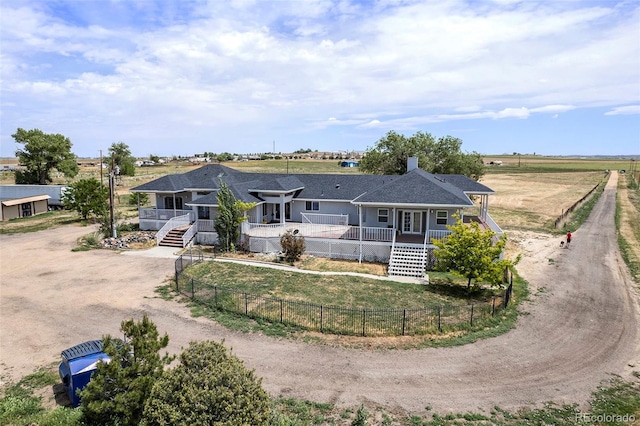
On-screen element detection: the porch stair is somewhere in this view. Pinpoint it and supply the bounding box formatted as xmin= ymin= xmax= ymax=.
xmin=159 ymin=226 xmax=192 ymax=248
xmin=388 ymin=243 xmax=426 ymax=278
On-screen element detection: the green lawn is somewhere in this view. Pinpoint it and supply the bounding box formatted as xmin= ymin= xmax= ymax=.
xmin=181 ymin=261 xmax=504 ymax=309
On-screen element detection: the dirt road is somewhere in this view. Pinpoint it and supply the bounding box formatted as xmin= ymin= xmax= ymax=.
xmin=1 ymin=172 xmax=638 ymax=414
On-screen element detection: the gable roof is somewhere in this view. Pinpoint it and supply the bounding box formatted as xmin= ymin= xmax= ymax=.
xmin=131 ymin=164 xmax=493 ymax=207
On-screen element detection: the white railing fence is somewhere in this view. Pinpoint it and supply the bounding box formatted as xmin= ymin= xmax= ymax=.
xmin=156 ymin=214 xmax=191 ymax=245
xmin=301 ymin=212 xmax=349 ymax=226
xmin=139 ymin=208 xmax=194 ymax=221
xmin=197 ymin=219 xmax=216 ymax=233
xmin=426 ymin=229 xmax=451 ymax=243
xmin=182 ymin=223 xmax=197 ymax=246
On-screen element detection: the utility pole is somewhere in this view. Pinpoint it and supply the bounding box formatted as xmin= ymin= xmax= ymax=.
xmin=100 ymin=150 xmax=103 ymax=186
xmin=109 ymin=155 xmax=117 ymax=238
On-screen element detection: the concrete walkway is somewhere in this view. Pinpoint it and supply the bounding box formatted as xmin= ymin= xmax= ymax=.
xmin=120 ymin=246 xmax=429 ymax=284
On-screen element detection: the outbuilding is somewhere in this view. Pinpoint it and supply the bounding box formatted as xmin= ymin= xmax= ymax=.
xmin=0 ymin=194 xmax=50 ymax=221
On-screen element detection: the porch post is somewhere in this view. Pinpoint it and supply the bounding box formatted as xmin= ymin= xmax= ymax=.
xmin=280 ymin=195 xmax=285 ymax=224
xmin=358 ymin=205 xmax=363 ymax=263
xmin=173 ymin=194 xmax=176 ymax=217
xmin=426 ymin=208 xmax=430 ymax=242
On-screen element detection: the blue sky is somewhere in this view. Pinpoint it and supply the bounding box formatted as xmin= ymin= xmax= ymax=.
xmin=1 ymin=0 xmax=638 ymax=158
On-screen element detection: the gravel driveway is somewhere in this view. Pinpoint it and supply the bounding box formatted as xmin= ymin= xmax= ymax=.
xmin=1 ymin=171 xmax=638 ymax=414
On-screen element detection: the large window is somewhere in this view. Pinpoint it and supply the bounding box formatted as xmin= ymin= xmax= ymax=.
xmin=377 ymin=208 xmax=389 ymax=223
xmin=305 ymin=201 xmax=319 ymax=211
xmin=164 ymin=197 xmax=183 ymax=210
xmin=436 ymin=210 xmax=448 ymax=225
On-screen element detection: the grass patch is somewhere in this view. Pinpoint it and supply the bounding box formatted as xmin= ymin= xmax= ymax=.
xmin=182 ymin=261 xmax=503 ymax=309
xmin=173 ymin=261 xmax=526 ymax=348
xmin=0 ymin=211 xmax=81 ymax=234
xmin=561 ymin=181 xmax=605 ymax=234
xmin=0 ymin=369 xmax=82 ymax=426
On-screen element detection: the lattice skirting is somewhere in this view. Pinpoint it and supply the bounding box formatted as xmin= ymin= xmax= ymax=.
xmin=248 ymin=236 xmax=392 ymax=263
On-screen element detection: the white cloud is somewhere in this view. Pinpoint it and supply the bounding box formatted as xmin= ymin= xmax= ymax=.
xmin=604 ymin=105 xmax=640 ymax=115
xmin=1 ymin=0 xmax=638 ymax=156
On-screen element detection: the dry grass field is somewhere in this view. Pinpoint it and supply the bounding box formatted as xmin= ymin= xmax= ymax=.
xmin=479 ymin=171 xmax=606 ymax=230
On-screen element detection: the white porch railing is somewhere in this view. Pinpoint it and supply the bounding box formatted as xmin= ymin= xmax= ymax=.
xmin=156 ymin=214 xmax=191 ymax=245
xmin=341 ymin=226 xmax=394 ymax=242
xmin=426 ymin=229 xmax=452 ymax=243
xmin=197 ymin=219 xmax=216 ymax=233
xmin=482 ymin=213 xmax=503 ymax=235
xmin=182 ymin=223 xmax=197 ymax=246
xmin=301 ymin=212 xmax=348 ymax=226
xmin=139 ymin=208 xmax=195 ymax=221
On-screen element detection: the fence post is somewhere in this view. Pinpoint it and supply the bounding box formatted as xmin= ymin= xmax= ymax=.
xmin=437 ymin=306 xmax=442 ymax=332
xmin=245 ymin=293 xmax=248 ymax=315
xmin=402 ymin=309 xmax=406 ymax=336
xmin=214 ymin=286 xmax=218 ymax=307
xmin=492 ymin=297 xmax=496 ymax=317
xmin=191 ymin=278 xmax=194 ymax=299
xmin=470 ymin=304 xmax=474 ymax=327
xmin=320 ymin=306 xmax=323 ymax=333
xmin=362 ymin=309 xmax=366 ymax=337
xmin=280 ymin=299 xmax=283 ymax=323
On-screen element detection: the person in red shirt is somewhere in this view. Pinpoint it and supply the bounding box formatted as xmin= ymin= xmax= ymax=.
xmin=566 ymin=231 xmax=572 ymax=248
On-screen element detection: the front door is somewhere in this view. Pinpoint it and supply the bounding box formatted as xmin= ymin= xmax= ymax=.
xmin=402 ymin=211 xmax=422 ymax=234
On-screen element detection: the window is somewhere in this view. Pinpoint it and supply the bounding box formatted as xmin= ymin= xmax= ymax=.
xmin=305 ymin=201 xmax=319 ymax=211
xmin=436 ymin=210 xmax=448 ymax=225
xmin=377 ymin=208 xmax=389 ymax=223
xmin=197 ymin=206 xmax=210 ymax=219
xmin=262 ymin=203 xmax=268 ymax=215
xmin=164 ymin=197 xmax=183 ymax=210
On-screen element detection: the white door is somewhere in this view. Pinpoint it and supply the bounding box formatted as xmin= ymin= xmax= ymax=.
xmin=402 ymin=211 xmax=422 ymax=234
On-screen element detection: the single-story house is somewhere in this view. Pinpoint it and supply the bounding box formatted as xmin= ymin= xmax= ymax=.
xmin=131 ymin=158 xmax=501 ymax=277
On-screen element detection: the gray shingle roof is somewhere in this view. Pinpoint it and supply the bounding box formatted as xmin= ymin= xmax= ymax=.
xmin=132 ymin=164 xmax=491 ymax=207
xmin=353 ymin=169 xmax=473 ymax=206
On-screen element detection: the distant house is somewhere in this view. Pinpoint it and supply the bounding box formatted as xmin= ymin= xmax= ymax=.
xmin=131 ymin=158 xmax=501 ymax=278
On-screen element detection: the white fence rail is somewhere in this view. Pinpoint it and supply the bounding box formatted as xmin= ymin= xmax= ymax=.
xmin=301 ymin=213 xmax=348 ymax=226
xmin=156 ymin=214 xmax=191 ymax=245
xmin=139 ymin=208 xmax=195 ymax=221
xmin=341 ymin=226 xmax=394 ymax=242
xmin=197 ymin=219 xmax=216 ymax=232
xmin=182 ymin=223 xmax=197 ymax=247
xmin=248 ymin=236 xmax=392 ymax=263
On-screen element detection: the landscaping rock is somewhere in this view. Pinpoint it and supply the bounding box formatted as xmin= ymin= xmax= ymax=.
xmin=100 ymin=231 xmax=156 ymax=249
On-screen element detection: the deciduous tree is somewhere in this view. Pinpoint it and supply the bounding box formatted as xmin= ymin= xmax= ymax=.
xmin=108 ymin=142 xmax=136 ymax=176
xmin=359 ymin=131 xmax=485 ymax=180
xmin=141 ymin=340 xmax=271 ymax=426
xmin=12 ymin=128 xmax=79 ymax=184
xmin=61 ymin=178 xmax=108 ymax=220
xmin=432 ymin=216 xmax=519 ymax=291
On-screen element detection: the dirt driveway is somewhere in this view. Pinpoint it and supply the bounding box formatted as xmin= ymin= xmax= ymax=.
xmin=1 ymin=172 xmax=638 ymax=415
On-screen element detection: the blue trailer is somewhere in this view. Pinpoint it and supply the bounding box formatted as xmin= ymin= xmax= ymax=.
xmin=58 ymin=340 xmax=110 ymax=407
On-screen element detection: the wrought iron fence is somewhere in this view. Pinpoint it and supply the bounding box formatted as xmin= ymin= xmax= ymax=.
xmin=174 ymin=254 xmax=514 ymax=337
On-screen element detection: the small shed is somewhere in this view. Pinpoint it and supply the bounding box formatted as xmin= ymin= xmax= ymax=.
xmin=340 ymin=161 xmax=358 ymax=168
xmin=0 ymin=194 xmax=50 ymax=221
xmin=58 ymin=340 xmax=110 ymax=407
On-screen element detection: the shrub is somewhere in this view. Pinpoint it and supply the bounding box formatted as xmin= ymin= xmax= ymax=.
xmin=280 ymin=230 xmax=305 ymax=263
xmin=141 ymin=340 xmax=270 ymax=425
xmin=79 ymin=315 xmax=173 ymax=426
